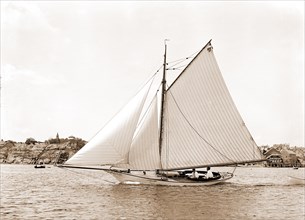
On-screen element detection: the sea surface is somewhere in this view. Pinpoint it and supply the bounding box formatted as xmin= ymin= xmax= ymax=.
xmin=1 ymin=165 xmax=304 ymax=220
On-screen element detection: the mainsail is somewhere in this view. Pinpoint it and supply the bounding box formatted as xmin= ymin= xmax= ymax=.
xmin=161 ymin=42 xmax=263 ymax=170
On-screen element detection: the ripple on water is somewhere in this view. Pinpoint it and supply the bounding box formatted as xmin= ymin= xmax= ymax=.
xmin=1 ymin=165 xmax=304 ymax=220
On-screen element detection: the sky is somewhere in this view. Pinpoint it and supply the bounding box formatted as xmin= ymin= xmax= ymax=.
xmin=1 ymin=1 xmax=304 ymax=147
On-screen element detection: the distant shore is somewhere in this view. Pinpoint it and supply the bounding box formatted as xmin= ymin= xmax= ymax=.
xmin=1 ymin=138 xmax=304 ymax=167
xmin=0 ymin=137 xmax=86 ymax=165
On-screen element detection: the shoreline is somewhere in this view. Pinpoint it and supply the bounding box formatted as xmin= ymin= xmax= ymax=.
xmin=0 ymin=138 xmax=86 ymax=165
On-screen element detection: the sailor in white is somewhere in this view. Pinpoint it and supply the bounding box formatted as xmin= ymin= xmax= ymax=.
xmin=205 ymin=167 xmax=214 ymax=179
xmin=191 ymin=169 xmax=199 ymax=179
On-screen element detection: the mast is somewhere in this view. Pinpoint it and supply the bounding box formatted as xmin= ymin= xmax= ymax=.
xmin=159 ymin=40 xmax=168 ymax=156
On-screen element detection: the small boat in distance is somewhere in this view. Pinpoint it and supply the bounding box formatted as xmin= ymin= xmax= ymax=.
xmin=34 ymin=161 xmax=46 ymax=169
xmin=60 ymin=40 xmax=265 ymax=186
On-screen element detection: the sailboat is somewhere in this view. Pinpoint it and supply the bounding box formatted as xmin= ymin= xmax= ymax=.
xmin=60 ymin=40 xmax=265 ymax=186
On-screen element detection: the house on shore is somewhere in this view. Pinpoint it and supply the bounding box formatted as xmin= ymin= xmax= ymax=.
xmin=265 ymin=148 xmax=283 ymax=167
xmin=264 ymin=147 xmax=303 ymax=167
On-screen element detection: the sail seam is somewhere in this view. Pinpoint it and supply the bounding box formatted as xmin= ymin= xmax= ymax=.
xmin=127 ymin=92 xmax=159 ymax=165
xmin=167 ymin=89 xmax=236 ymax=163
xmin=167 ymin=40 xmax=212 ymax=91
xmin=134 ymin=83 xmax=161 ymax=133
xmin=209 ymin=52 xmax=262 ymax=160
xmin=118 ymin=76 xmax=157 ymax=166
xmin=86 ymin=72 xmax=159 ymax=144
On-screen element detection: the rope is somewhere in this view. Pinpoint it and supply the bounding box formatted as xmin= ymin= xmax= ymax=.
xmin=166 ymin=49 xmax=200 ymax=64
xmin=167 ymin=58 xmax=190 ymax=69
xmin=134 ymin=83 xmax=161 ymax=132
xmin=166 ymin=50 xmax=200 ymax=70
xmin=167 ymin=64 xmax=188 ymax=71
xmin=167 ymin=90 xmax=236 ymax=163
xmin=232 ymin=165 xmax=237 ymax=174
xmin=85 ymin=48 xmax=198 ymax=143
xmin=82 ymin=47 xmax=200 ymax=143
xmin=87 ymin=71 xmax=158 ymax=143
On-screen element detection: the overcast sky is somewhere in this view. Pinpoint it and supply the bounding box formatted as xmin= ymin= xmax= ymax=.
xmin=1 ymin=1 xmax=304 ymax=147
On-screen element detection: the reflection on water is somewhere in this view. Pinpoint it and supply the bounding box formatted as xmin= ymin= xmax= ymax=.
xmin=1 ymin=165 xmax=304 ymax=219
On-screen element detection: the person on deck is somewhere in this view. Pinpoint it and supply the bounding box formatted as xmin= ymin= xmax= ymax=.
xmin=205 ymin=167 xmax=214 ymax=179
xmin=191 ymin=169 xmax=199 ymax=179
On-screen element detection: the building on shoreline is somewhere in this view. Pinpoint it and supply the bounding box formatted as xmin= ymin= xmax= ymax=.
xmin=265 ymin=148 xmax=283 ymax=167
xmin=263 ymin=145 xmax=304 ymax=167
xmin=1 ymin=140 xmax=304 ymax=167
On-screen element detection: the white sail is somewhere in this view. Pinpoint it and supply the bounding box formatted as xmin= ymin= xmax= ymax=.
xmin=64 ymin=40 xmax=264 ymax=179
xmin=65 ymin=81 xmax=151 ymax=166
xmin=128 ymin=94 xmax=161 ymax=170
xmin=161 ymin=43 xmax=263 ymax=169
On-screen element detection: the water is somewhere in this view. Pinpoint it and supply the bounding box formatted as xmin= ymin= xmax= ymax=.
xmin=1 ymin=165 xmax=304 ymax=220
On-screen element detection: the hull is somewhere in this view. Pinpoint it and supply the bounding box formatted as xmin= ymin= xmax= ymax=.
xmin=107 ymin=170 xmax=233 ymax=186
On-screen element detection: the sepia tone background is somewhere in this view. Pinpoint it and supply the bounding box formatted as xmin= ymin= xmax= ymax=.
xmin=1 ymin=1 xmax=304 ymax=147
